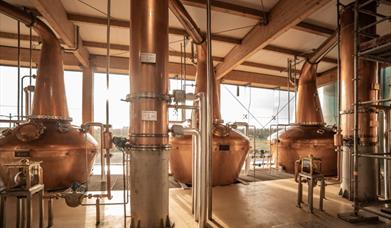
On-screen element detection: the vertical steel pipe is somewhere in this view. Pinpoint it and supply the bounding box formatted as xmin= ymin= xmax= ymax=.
xmin=335 ymin=0 xmax=342 ymax=183
xmin=353 ymin=0 xmax=360 ymax=212
xmin=206 ymin=0 xmax=213 ymax=221
xmin=199 ymin=92 xmax=208 ymax=227
xmin=17 ymin=21 xmax=21 ymax=120
xmin=129 ymin=0 xmax=170 ymax=226
xmin=383 ymin=110 xmax=390 ymax=199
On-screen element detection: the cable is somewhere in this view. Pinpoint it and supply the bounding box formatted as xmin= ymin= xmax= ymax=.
xmin=213 ymin=24 xmax=258 ymax=35
xmin=223 ymin=85 xmax=265 ymax=128
xmin=263 ymin=95 xmax=295 ymax=128
xmin=77 ymin=0 xmax=107 ymax=16
xmin=247 ymin=86 xmax=252 ymax=125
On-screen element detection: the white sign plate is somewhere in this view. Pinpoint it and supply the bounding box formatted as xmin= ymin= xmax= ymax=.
xmin=140 ymin=52 xmax=157 ymax=64
xmin=142 ymin=111 xmax=158 ymax=121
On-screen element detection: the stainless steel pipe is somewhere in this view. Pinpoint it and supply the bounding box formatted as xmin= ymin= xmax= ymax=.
xmin=206 ymin=0 xmax=213 ymax=221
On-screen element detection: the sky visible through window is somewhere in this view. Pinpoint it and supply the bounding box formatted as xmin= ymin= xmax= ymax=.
xmin=1 ymin=66 xmax=296 ymax=130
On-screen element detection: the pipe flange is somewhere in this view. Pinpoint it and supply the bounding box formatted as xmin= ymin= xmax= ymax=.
xmin=126 ymin=144 xmax=171 ymax=152
xmin=64 ymin=192 xmax=84 ymax=208
xmin=1 ymin=128 xmax=13 ymax=137
xmin=57 ymin=122 xmax=71 ymax=133
xmin=29 ymin=115 xmax=73 ymax=122
xmin=125 ymin=92 xmax=170 ymax=102
xmin=213 ymin=124 xmax=230 ymax=137
xmin=129 ymin=133 xmax=169 ymax=138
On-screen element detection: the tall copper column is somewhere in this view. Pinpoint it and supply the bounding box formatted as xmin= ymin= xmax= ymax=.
xmin=340 ymin=2 xmax=378 ymax=201
xmin=129 ymin=0 xmax=170 ymax=226
xmin=0 ymin=1 xmax=97 ymax=190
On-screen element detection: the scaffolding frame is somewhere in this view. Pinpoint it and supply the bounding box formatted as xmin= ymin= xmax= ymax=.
xmin=349 ymin=0 xmax=391 ymax=221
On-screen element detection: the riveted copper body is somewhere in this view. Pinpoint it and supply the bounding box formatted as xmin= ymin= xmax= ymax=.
xmin=271 ymin=62 xmax=337 ymax=176
xmin=271 ymin=125 xmax=336 ymax=175
xmin=0 ymin=1 xmax=97 ymax=190
xmin=168 ymin=3 xmax=250 ymax=185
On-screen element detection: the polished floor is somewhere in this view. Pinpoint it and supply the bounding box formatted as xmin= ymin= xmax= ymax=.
xmin=2 ymin=177 xmax=390 ymax=227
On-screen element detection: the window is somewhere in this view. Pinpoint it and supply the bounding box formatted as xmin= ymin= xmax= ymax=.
xmin=94 ymin=73 xmax=129 ymax=133
xmin=220 ymin=84 xmax=295 ymax=128
xmin=0 ymin=66 xmax=36 ymax=127
xmin=64 ymin=71 xmax=82 ymax=126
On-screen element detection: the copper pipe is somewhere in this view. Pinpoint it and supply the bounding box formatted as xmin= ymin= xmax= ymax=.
xmin=295 ymin=62 xmax=324 ymax=125
xmin=308 ymin=31 xmax=337 ymax=64
xmin=0 ymin=1 xmax=69 ymax=118
xmin=169 ymin=0 xmax=221 ymax=121
xmin=169 ymin=0 xmax=204 ymax=44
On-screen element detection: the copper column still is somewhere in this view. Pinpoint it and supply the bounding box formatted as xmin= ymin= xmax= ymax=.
xmin=0 ymin=1 xmax=98 ymax=190
xmin=169 ymin=0 xmax=250 ymax=186
xmin=339 ymin=2 xmax=378 ymax=201
xmin=128 ymin=0 xmax=171 ymax=226
xmin=271 ymin=61 xmax=337 ymax=176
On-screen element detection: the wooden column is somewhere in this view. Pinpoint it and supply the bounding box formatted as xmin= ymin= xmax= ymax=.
xmin=82 ymin=66 xmax=94 ymax=124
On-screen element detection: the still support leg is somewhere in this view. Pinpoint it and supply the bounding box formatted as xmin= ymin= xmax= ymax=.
xmin=0 ymin=196 xmax=5 ymax=227
xmin=48 ymin=198 xmax=54 ymax=227
xmin=16 ymin=197 xmax=22 ymax=228
xmin=96 ymin=198 xmax=100 ymax=225
xmin=39 ymin=191 xmax=44 ymax=228
xmin=297 ymin=176 xmax=302 ymax=208
xmin=308 ymin=180 xmax=313 ymax=213
xmin=320 ymin=179 xmax=325 ymax=211
xmin=26 ymin=194 xmax=32 ymax=228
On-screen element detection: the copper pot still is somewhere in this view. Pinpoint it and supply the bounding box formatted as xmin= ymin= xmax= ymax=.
xmin=0 ymin=1 xmax=98 ymax=190
xmin=271 ymin=62 xmax=337 ymax=176
xmin=167 ymin=8 xmax=250 ymax=186
xmin=171 ymin=124 xmax=250 ymax=186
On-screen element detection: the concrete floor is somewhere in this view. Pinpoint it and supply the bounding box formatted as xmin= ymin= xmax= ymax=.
xmin=2 ymin=178 xmax=390 ymax=227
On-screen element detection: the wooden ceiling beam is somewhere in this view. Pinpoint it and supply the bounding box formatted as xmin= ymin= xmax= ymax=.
xmin=0 ymin=45 xmax=80 ymax=67
xmin=0 ymin=31 xmax=299 ymax=73
xmin=64 ymin=14 xmax=338 ymax=64
xmin=30 ymin=0 xmax=90 ymax=67
xmin=181 ymin=0 xmax=334 ymax=37
xmin=0 ymin=45 xmax=295 ymax=89
xmin=215 ymin=0 xmax=332 ymax=80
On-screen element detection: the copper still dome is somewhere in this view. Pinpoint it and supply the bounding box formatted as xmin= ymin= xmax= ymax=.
xmin=271 ymin=125 xmax=337 ymax=176
xmin=170 ymin=124 xmax=249 ymax=186
xmin=0 ymin=120 xmax=97 ymax=190
xmin=0 ymin=1 xmax=98 ymax=190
